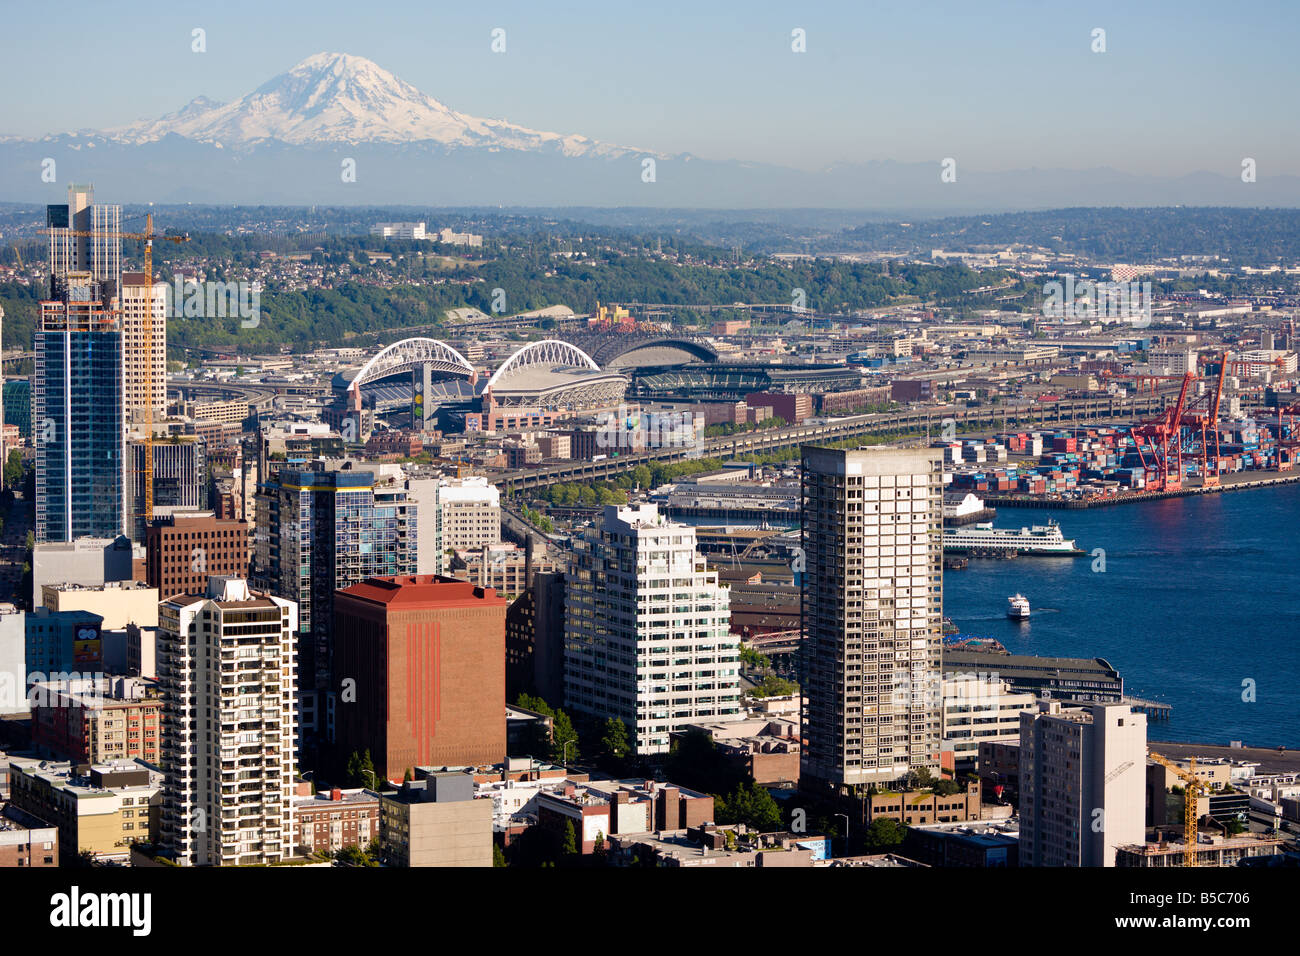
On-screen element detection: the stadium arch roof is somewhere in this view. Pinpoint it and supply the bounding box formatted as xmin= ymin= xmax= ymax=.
xmin=348 ymin=337 xmax=477 ymax=391
xmin=485 ymin=339 xmax=600 ymax=389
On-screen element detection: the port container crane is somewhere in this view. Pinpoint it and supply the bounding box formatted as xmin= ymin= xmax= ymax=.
xmin=1178 ymin=355 xmax=1228 ymax=485
xmin=1131 ymin=372 xmax=1194 ymax=491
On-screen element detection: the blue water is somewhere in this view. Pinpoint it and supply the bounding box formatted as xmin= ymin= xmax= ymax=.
xmin=943 ymin=484 xmax=1300 ymax=748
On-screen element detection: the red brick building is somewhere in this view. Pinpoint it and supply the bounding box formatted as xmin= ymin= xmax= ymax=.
xmin=30 ymin=678 xmax=163 ymax=765
xmin=145 ymin=512 xmax=250 ymax=600
xmin=744 ymin=392 xmax=813 ymax=423
xmin=292 ymin=786 xmax=380 ymax=854
xmin=332 ymin=576 xmax=509 ymax=782
xmin=0 ymin=805 xmax=59 ymax=867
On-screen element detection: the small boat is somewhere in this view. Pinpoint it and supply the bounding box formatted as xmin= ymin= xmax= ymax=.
xmin=1007 ymin=594 xmax=1031 ymax=621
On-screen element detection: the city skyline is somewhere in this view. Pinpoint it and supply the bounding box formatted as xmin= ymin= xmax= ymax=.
xmin=1 ymin=2 xmax=1297 ymax=906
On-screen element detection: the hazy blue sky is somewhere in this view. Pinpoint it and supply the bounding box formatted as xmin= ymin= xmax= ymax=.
xmin=3 ymin=0 xmax=1295 ymax=175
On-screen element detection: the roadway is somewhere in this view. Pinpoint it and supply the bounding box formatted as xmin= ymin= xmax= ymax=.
xmin=496 ymin=393 xmax=1169 ymax=492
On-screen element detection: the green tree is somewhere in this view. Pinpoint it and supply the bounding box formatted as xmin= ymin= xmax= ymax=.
xmin=561 ymin=819 xmax=578 ymax=857
xmin=346 ymin=749 xmax=377 ymax=789
xmin=715 ymin=781 xmax=782 ymax=832
xmin=492 ymin=842 xmax=508 ymax=867
xmin=747 ymin=675 xmax=799 ymax=698
xmin=516 ymin=693 xmax=580 ymax=764
xmin=3 ymin=449 xmax=21 ymax=489
xmin=592 ymin=831 xmax=607 ymax=863
xmin=600 ymin=718 xmax=630 ymax=761
xmin=863 ymin=817 xmax=907 ymax=853
xmin=551 ymin=709 xmax=580 ymax=765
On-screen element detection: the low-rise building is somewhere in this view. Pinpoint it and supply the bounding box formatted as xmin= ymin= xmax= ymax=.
xmin=535 ymin=778 xmax=715 ymax=854
xmin=40 ymin=581 xmax=160 ymax=630
xmin=378 ymin=772 xmax=493 ymax=867
xmin=905 ymin=819 xmax=1020 ymax=867
xmin=1115 ymin=833 xmax=1285 ymax=868
xmin=0 ymin=804 xmax=59 ymax=867
xmin=30 ymin=676 xmax=163 ymax=765
xmin=7 ymin=757 xmax=162 ymax=864
xmin=863 ymin=782 xmax=983 ymax=826
xmin=678 ymin=718 xmax=800 ymax=787
xmin=292 ymin=786 xmax=381 ymax=855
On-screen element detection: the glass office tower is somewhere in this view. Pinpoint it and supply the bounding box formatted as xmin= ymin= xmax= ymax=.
xmin=34 ymin=281 xmax=126 ymax=543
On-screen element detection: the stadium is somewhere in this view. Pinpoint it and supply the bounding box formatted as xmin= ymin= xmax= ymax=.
xmin=332 ymin=337 xmax=631 ymax=430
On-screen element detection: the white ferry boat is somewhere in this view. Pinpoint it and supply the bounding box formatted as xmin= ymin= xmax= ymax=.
xmin=1007 ymin=594 xmax=1031 ymax=620
xmin=943 ymin=519 xmax=1084 ymax=556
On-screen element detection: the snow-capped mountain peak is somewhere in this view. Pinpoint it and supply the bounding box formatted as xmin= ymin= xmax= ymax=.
xmin=100 ymin=52 xmax=643 ymax=158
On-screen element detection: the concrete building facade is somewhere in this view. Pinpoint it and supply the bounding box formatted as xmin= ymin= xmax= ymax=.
xmin=1019 ymin=701 xmax=1147 ymax=867
xmin=565 ymin=503 xmax=739 ymax=755
xmin=799 ymin=445 xmax=944 ymax=794
xmin=157 ymin=578 xmax=298 ymax=866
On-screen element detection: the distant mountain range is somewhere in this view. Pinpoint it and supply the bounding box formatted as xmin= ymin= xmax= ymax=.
xmin=4 ymin=52 xmax=1300 ymax=210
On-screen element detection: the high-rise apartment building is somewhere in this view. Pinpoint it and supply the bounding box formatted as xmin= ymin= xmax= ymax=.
xmin=35 ymin=186 xmax=126 ymax=544
xmin=157 ymin=577 xmax=297 ymax=867
xmin=253 ymin=464 xmax=417 ymax=744
xmin=799 ymin=445 xmax=944 ymax=795
xmin=565 ymin=503 xmax=739 ymax=755
xmin=118 ymin=274 xmax=167 ymax=427
xmin=1019 ymin=701 xmax=1147 ymax=867
xmin=332 ymin=575 xmax=508 ymax=781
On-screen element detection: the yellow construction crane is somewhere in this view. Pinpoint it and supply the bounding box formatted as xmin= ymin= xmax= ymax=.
xmin=1149 ymin=752 xmax=1209 ymax=867
xmin=51 ymin=215 xmax=189 ymax=523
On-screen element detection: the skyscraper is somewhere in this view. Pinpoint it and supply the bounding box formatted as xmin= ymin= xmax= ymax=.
xmin=46 ymin=184 xmax=120 ymax=288
xmin=252 ymin=463 xmax=417 ymax=746
xmin=564 ymin=503 xmax=738 ymax=755
xmin=157 ymin=577 xmax=298 ymax=867
xmin=799 ymin=445 xmax=944 ymax=795
xmin=35 ymin=186 xmax=126 ymax=543
xmin=1019 ymin=701 xmax=1147 ymax=867
xmin=118 ymin=273 xmax=168 ymax=428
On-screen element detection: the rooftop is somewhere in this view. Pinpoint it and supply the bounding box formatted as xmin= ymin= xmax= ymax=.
xmin=339 ymin=575 xmax=506 ymax=608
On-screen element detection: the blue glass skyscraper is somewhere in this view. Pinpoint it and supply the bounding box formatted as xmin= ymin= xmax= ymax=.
xmin=35 ymin=185 xmax=126 ymax=544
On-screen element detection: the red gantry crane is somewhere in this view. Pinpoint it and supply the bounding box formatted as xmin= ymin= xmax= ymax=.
xmin=1274 ymin=400 xmax=1300 ymax=471
xmin=1178 ymin=355 xmax=1228 ymax=486
xmin=1130 ymin=371 xmax=1194 ymax=492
